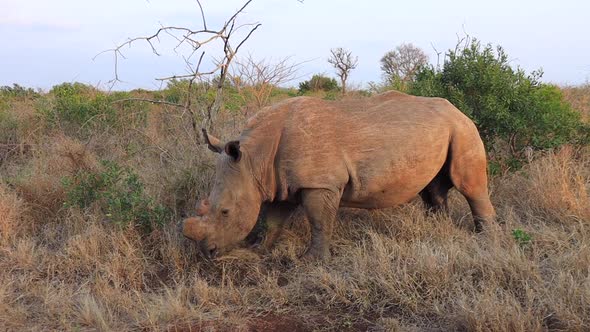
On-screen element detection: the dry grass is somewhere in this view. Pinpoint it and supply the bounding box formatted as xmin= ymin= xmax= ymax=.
xmin=1 ymin=94 xmax=589 ymax=331
xmin=562 ymin=84 xmax=590 ymax=121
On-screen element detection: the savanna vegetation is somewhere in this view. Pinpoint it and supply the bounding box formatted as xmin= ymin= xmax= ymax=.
xmin=1 ymin=12 xmax=590 ymax=332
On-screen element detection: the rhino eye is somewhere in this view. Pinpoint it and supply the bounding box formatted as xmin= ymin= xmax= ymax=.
xmin=221 ymin=209 xmax=230 ymax=217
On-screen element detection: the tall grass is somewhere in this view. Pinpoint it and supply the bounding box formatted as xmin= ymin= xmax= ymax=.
xmin=562 ymin=84 xmax=590 ymax=121
xmin=0 ymin=86 xmax=589 ymax=331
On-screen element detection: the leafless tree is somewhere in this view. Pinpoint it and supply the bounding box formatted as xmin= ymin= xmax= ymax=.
xmin=97 ymin=0 xmax=261 ymax=140
xmin=229 ymin=54 xmax=301 ymax=114
xmin=327 ymin=47 xmax=358 ymax=95
xmin=380 ymin=43 xmax=428 ymax=89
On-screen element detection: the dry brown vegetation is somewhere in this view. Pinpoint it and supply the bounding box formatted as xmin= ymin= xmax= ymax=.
xmin=1 ymin=88 xmax=589 ymax=331
xmin=562 ymin=84 xmax=590 ymax=121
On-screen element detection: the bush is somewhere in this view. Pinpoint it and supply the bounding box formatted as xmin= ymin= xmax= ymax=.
xmin=39 ymin=83 xmax=146 ymax=135
xmin=0 ymin=110 xmax=19 ymax=145
xmin=62 ymin=160 xmax=170 ymax=232
xmin=411 ymin=40 xmax=589 ymax=162
xmin=162 ymin=78 xmax=249 ymax=114
xmin=323 ymin=91 xmax=339 ymax=100
xmin=298 ymin=74 xmax=339 ymax=94
xmin=47 ymin=83 xmax=109 ymax=125
xmin=162 ymin=79 xmax=192 ymax=104
xmin=0 ymin=84 xmax=38 ymax=114
xmin=0 ymin=84 xmax=39 ymax=101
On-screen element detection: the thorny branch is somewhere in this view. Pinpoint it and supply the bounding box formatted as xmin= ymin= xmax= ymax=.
xmin=229 ymin=54 xmax=303 ymax=114
xmin=96 ymin=0 xmax=261 ymax=142
xmin=111 ymin=98 xmax=186 ymax=108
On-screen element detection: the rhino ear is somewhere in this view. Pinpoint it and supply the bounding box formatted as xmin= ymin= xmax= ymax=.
xmin=224 ymin=141 xmax=242 ymax=162
xmin=202 ymin=128 xmax=223 ymax=153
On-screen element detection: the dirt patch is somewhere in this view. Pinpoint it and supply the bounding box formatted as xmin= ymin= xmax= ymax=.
xmin=248 ymin=314 xmax=310 ymax=332
xmin=172 ymin=314 xmax=310 ymax=332
xmin=171 ymin=312 xmax=381 ymax=332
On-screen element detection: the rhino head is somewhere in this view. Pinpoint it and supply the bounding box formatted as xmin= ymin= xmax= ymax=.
xmin=182 ymin=130 xmax=262 ymax=259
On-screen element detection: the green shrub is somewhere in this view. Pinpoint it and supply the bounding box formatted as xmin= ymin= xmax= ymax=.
xmin=287 ymin=89 xmax=300 ymax=98
xmin=48 ymin=83 xmax=107 ymax=125
xmin=40 ymin=83 xmax=145 ymax=134
xmin=0 ymin=110 xmax=19 ymax=144
xmin=323 ymin=91 xmax=338 ymax=100
xmin=512 ymin=229 xmax=532 ymax=248
xmin=411 ymin=40 xmax=588 ymax=163
xmin=298 ymin=74 xmax=339 ymax=94
xmin=62 ymin=160 xmax=170 ymax=232
xmin=0 ymin=84 xmax=39 ymax=101
xmin=223 ymin=84 xmax=248 ymax=113
xmin=162 ymin=79 xmax=189 ymax=104
xmin=162 ymin=78 xmax=248 ymax=114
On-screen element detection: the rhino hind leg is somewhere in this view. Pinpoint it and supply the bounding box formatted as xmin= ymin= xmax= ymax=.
xmin=301 ymin=188 xmax=341 ymax=260
xmin=448 ymin=145 xmax=496 ymax=232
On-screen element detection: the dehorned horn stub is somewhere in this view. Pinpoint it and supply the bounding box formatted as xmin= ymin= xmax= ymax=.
xmin=196 ymin=199 xmax=210 ymax=216
xmin=182 ymin=217 xmax=210 ymax=242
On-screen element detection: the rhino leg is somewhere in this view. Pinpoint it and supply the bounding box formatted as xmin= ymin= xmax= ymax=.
xmin=244 ymin=205 xmax=268 ymax=247
xmin=449 ymin=147 xmax=496 ymax=232
xmin=301 ymin=189 xmax=341 ymax=260
xmin=467 ymin=197 xmax=496 ymax=232
xmin=262 ymin=201 xmax=297 ymax=250
xmin=420 ymin=167 xmax=453 ymax=215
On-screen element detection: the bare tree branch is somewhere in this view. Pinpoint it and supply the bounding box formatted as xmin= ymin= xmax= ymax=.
xmin=380 ymin=43 xmax=428 ymax=90
xmin=430 ymin=42 xmax=442 ymax=70
xmin=195 ymin=0 xmax=207 ymax=30
xmin=96 ymin=0 xmax=262 ymax=141
xmin=230 ymin=54 xmax=303 ymax=114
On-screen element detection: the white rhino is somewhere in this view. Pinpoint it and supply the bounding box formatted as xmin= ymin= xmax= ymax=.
xmin=183 ymin=91 xmax=496 ymax=260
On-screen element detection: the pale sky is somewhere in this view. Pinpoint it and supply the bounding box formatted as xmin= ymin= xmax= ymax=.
xmin=1 ymin=0 xmax=589 ymax=90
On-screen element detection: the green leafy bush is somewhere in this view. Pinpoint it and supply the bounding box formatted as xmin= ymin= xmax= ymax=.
xmin=411 ymin=40 xmax=589 ymax=162
xmin=38 ymin=83 xmax=146 ymax=135
xmin=223 ymin=84 xmax=248 ymax=113
xmin=62 ymin=160 xmax=170 ymax=231
xmin=162 ymin=79 xmax=192 ymax=104
xmin=298 ymin=74 xmax=339 ymax=94
xmin=163 ymin=78 xmax=249 ymax=114
xmin=47 ymin=83 xmax=110 ymax=125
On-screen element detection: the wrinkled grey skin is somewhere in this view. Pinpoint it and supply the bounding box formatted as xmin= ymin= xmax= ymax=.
xmin=182 ymin=91 xmax=496 ymax=260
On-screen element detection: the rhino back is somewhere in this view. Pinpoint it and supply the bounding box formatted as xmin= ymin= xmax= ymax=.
xmin=269 ymin=93 xmax=475 ymax=207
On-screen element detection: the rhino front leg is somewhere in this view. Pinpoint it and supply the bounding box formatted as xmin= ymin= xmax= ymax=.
xmin=262 ymin=201 xmax=297 ymax=250
xmin=301 ymin=188 xmax=341 ymax=260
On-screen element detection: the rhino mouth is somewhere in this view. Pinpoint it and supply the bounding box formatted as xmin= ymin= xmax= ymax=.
xmin=199 ymin=241 xmax=219 ymax=259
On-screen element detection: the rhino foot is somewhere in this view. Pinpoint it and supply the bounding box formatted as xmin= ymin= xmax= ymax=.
xmin=301 ymin=246 xmax=331 ymax=261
